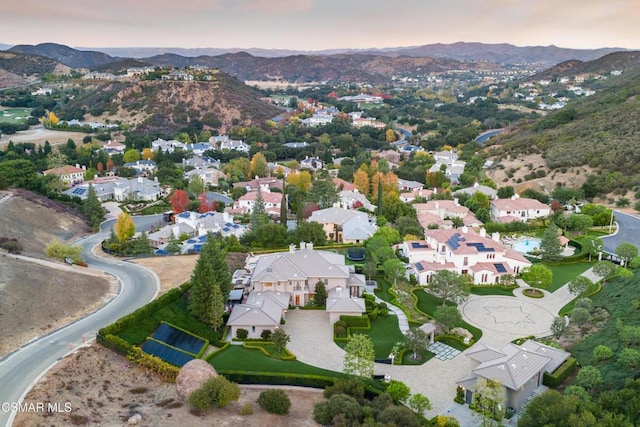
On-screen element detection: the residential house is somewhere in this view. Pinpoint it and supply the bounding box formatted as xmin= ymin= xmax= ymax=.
xmin=308 ymin=207 xmax=377 ymax=244
xmin=43 ymin=165 xmax=85 ymax=187
xmin=248 ymin=243 xmax=366 ymax=312
xmin=413 ymin=200 xmax=482 ymax=229
xmin=124 ymin=160 xmax=157 ymax=176
xmin=405 ymin=227 xmax=531 ymax=285
xmin=490 ymin=196 xmax=551 ymax=223
xmin=148 ymin=223 xmax=196 ymax=248
xmin=283 ymin=141 xmax=309 ymax=149
xmin=113 ymin=176 xmax=162 ymax=202
xmin=230 ymin=191 xmax=283 ymax=215
xmin=151 ymin=138 xmax=185 ymax=153
xmin=454 ymin=183 xmax=498 ymax=200
xmin=332 ymin=177 xmax=355 ymax=192
xmin=212 ymin=135 xmax=250 ymax=153
xmin=352 ymin=117 xmax=386 ymax=129
xmin=376 ymin=149 xmax=401 ymax=164
xmin=397 ymin=178 xmax=424 ymax=192
xmin=175 ymin=210 xmax=247 ymax=239
xmin=301 ymin=112 xmax=334 ymax=127
xmin=64 ymin=176 xmax=162 ymax=202
xmin=457 ymin=340 xmax=570 ymax=412
xmin=185 ymin=167 xmax=226 ymax=187
xmin=400 ymin=188 xmax=434 ymax=203
xmin=101 ymin=140 xmax=126 ymax=155
xmin=300 ymin=156 xmax=324 ymax=171
xmin=184 ymin=156 xmax=220 ymax=170
xmin=233 ymin=177 xmax=284 ymax=193
xmin=430 ymin=151 xmax=467 ymax=184
xmin=183 ymin=142 xmax=213 ymax=156
xmin=338 ymin=190 xmax=376 ymax=212
xmin=226 ymin=290 xmax=290 ymax=339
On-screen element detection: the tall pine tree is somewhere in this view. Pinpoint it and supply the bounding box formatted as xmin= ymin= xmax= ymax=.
xmin=82 ymin=184 xmax=106 ymax=231
xmin=188 ymin=235 xmax=232 ymax=326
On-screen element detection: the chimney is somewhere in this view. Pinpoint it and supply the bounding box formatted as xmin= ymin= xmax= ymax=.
xmin=138 ymin=176 xmax=143 ymax=184
xmin=492 ymin=232 xmax=500 ymax=242
xmin=75 ymin=163 xmax=80 ymax=168
xmin=307 ymin=242 xmax=313 ymax=251
xmin=462 ymin=226 xmax=468 ymax=234
xmin=479 ymin=228 xmax=486 ymax=238
xmin=299 ymin=241 xmax=306 ymax=250
xmin=289 ymin=244 xmax=296 ymax=254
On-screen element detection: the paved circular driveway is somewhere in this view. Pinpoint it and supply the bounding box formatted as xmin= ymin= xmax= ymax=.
xmin=461 ymin=296 xmax=556 ymax=339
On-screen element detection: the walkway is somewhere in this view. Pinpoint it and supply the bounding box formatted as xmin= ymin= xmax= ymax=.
xmin=373 ymin=295 xmax=409 ymax=333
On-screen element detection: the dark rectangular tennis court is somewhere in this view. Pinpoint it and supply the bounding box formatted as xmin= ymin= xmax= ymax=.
xmin=150 ymin=323 xmax=207 ymax=355
xmin=141 ymin=340 xmax=194 ymax=367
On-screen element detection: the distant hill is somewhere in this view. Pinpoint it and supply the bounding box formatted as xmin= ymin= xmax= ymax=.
xmin=535 ymin=51 xmax=640 ymax=79
xmin=60 ymin=70 xmax=282 ymax=136
xmin=0 ymin=43 xmax=13 ymax=51
xmin=490 ymin=68 xmax=640 ymax=195
xmin=143 ymin=52 xmax=504 ymax=84
xmin=390 ymin=42 xmax=626 ymax=65
xmin=85 ymin=42 xmax=628 ymax=65
xmin=0 ymin=50 xmax=68 ymax=77
xmin=8 ymin=43 xmax=115 ymax=68
xmin=91 ymin=58 xmax=152 ymax=74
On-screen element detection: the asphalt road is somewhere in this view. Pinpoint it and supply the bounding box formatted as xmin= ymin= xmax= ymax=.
xmin=0 ymin=221 xmax=159 ymax=427
xmin=602 ymin=210 xmax=640 ymax=254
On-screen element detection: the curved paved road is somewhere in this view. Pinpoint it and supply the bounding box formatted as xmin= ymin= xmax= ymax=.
xmin=602 ymin=210 xmax=640 ymax=254
xmin=0 ymin=221 xmax=159 ymax=427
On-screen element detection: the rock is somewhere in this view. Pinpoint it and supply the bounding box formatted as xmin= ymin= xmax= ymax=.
xmin=175 ymin=359 xmax=218 ymax=400
xmin=127 ymin=413 xmax=142 ymax=425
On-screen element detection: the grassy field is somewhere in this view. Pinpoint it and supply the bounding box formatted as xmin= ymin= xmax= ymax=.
xmin=0 ymin=108 xmax=32 ymax=124
xmin=336 ymin=314 xmax=405 ymax=359
xmin=413 ymin=289 xmax=483 ymax=342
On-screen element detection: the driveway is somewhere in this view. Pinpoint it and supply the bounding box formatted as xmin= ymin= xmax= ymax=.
xmin=602 ymin=210 xmax=640 ymax=254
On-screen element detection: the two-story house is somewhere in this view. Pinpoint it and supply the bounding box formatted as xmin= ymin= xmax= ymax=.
xmin=490 ymin=196 xmax=551 ymax=223
xmin=308 ymin=207 xmax=377 ymax=244
xmin=404 ymin=227 xmax=531 ymax=285
xmin=43 ymin=165 xmax=85 ymax=187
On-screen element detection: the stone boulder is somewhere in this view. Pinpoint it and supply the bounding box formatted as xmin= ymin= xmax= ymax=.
xmin=175 ymin=359 xmax=218 ymax=400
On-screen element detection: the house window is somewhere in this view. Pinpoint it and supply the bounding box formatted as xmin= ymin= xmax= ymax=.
xmin=251 ymin=326 xmax=256 ymax=333
xmin=463 ymin=257 xmax=468 ymax=266
xmin=264 ymin=282 xmax=273 ymax=289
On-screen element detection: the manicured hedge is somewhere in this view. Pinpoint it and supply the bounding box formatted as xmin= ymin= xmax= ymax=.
xmin=543 ymin=357 xmax=578 ymax=387
xmin=218 ymin=370 xmax=337 ymax=389
xmin=127 ymin=346 xmax=180 ymax=383
xmin=340 ymin=315 xmax=370 ymax=329
xmin=243 ymin=341 xmax=297 ymax=361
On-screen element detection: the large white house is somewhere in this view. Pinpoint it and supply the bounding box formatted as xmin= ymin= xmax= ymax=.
xmin=230 ymin=191 xmax=283 ymax=215
xmin=490 ymin=196 xmax=551 ymax=223
xmin=404 ymin=227 xmax=531 ymax=285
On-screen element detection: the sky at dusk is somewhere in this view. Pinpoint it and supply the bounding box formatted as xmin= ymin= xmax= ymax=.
xmin=1 ymin=0 xmax=638 ymax=51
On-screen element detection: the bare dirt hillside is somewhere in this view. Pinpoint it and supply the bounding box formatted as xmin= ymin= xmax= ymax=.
xmin=14 ymin=344 xmax=324 ymax=427
xmin=0 ymin=189 xmax=89 ymax=258
xmin=0 ymin=256 xmax=116 ymax=359
xmin=0 ymin=190 xmax=113 ymax=358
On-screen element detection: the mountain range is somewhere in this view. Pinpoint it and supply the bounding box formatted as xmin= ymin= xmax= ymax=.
xmin=5 ymin=41 xmax=629 ymax=67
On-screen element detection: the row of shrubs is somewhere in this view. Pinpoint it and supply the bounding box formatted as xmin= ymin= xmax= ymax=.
xmin=543 ymin=357 xmax=578 ymax=387
xmin=242 ymin=341 xmax=297 ymax=361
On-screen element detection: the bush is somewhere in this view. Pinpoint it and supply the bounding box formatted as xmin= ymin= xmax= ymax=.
xmin=323 ymin=378 xmax=365 ymax=399
xmin=368 ymin=307 xmax=379 ymax=320
xmin=260 ymin=329 xmax=272 ymax=341
xmin=239 ymin=403 xmax=253 ymax=415
xmin=257 ymin=389 xmax=291 ymax=415
xmin=378 ymin=302 xmax=388 ymax=310
xmin=236 ymin=328 xmax=249 ymax=340
xmin=340 ymin=315 xmax=370 ymax=329
xmin=593 ymin=345 xmax=613 ymax=362
xmin=335 ymin=320 xmax=347 ymax=329
xmin=334 ymin=325 xmax=347 ymax=338
xmin=188 ymin=376 xmax=241 ymax=411
xmin=379 ymin=308 xmax=389 ymax=317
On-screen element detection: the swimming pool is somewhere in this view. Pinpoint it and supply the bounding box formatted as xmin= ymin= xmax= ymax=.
xmin=512 ymin=238 xmax=541 ymax=254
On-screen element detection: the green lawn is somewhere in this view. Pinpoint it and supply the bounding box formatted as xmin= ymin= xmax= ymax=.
xmin=0 ymin=108 xmax=32 ymax=124
xmin=119 ymin=298 xmax=222 ymax=345
xmin=544 ymin=262 xmax=593 ymax=293
xmin=413 ymin=289 xmax=482 ymax=342
xmin=470 ymin=286 xmax=516 ymax=297
xmin=208 ymin=345 xmax=346 ymax=377
xmin=373 ymin=276 xmax=394 ymax=302
xmin=336 ymin=315 xmax=405 ymax=359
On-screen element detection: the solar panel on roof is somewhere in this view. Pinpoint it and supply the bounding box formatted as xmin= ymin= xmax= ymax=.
xmin=411 ymin=242 xmax=429 ymax=249
xmin=466 ymin=242 xmax=495 ymax=252
xmin=494 ymin=263 xmax=507 ymax=273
